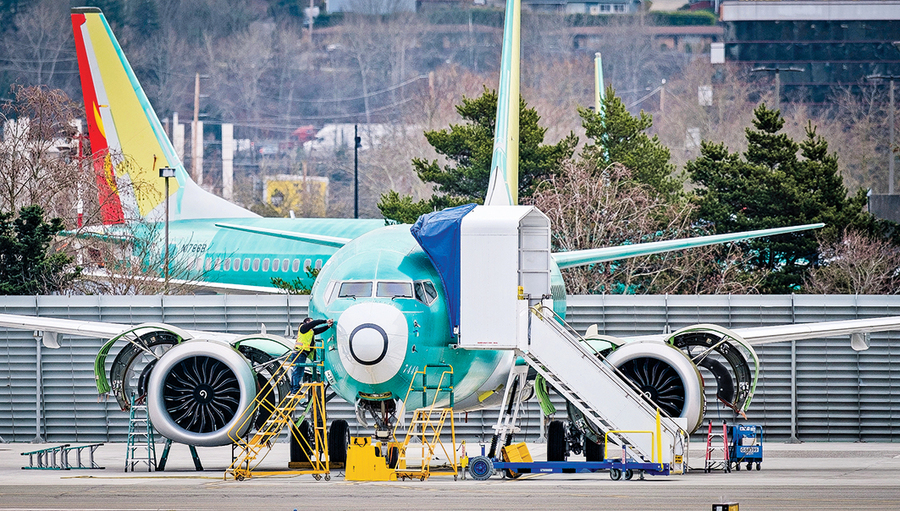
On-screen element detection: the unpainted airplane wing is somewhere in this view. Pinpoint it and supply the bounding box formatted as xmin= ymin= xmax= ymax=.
xmin=620 ymin=316 xmax=900 ymax=351
xmin=552 ymin=223 xmax=824 ymax=269
xmin=0 ymin=313 xmax=241 ymax=346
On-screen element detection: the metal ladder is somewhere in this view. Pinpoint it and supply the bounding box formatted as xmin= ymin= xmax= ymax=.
xmin=520 ymin=304 xmax=688 ymax=467
xmin=392 ymin=366 xmax=459 ymax=481
xmin=225 ymin=352 xmax=329 ymax=481
xmin=704 ymin=420 xmax=730 ymax=473
xmin=124 ymin=394 xmax=156 ymax=472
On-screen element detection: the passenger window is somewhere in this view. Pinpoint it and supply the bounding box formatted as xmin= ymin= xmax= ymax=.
xmin=205 ymin=258 xmax=212 ymax=271
xmin=242 ymin=258 xmax=250 ymax=271
xmin=262 ymin=258 xmax=270 ymax=272
xmin=339 ymin=281 xmax=372 ymax=298
xmin=282 ymin=259 xmax=290 ymax=272
xmin=252 ymin=258 xmax=260 ymax=271
xmin=215 ymin=258 xmax=222 ymax=271
xmin=304 ymin=258 xmax=312 ymax=271
xmin=315 ymin=259 xmax=323 ymax=269
xmin=292 ymin=259 xmax=300 ymax=273
xmin=232 ymin=257 xmax=240 ymax=271
xmin=377 ymin=281 xmax=412 ymax=298
xmin=272 ymin=258 xmax=280 ymax=272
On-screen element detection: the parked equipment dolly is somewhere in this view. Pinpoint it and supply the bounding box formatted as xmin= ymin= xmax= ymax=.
xmin=729 ymin=424 xmax=763 ymax=471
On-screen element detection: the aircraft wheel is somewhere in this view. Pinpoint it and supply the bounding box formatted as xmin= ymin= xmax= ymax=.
xmin=328 ymin=419 xmax=350 ymax=464
xmin=547 ymin=420 xmax=566 ymax=462
xmin=386 ymin=446 xmax=400 ymax=469
xmin=584 ymin=436 xmax=602 ymax=462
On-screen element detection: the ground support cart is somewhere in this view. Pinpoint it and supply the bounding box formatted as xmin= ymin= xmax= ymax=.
xmin=468 ymin=456 xmax=671 ymax=481
xmin=729 ymin=424 xmax=763 ymax=471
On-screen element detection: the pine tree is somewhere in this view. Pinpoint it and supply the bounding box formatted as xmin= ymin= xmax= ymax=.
xmin=688 ymin=104 xmax=870 ymax=292
xmin=579 ymin=86 xmax=681 ymax=199
xmin=377 ymin=87 xmax=577 ymax=223
xmin=0 ymin=205 xmax=80 ymax=294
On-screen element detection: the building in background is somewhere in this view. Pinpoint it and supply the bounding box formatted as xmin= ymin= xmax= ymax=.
xmin=721 ymin=0 xmax=900 ymax=103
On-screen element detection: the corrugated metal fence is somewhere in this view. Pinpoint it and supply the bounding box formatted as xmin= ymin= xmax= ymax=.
xmin=1 ymin=294 xmax=899 ymax=444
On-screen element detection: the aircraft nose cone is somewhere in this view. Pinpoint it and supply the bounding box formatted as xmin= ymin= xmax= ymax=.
xmin=336 ymin=302 xmax=409 ymax=384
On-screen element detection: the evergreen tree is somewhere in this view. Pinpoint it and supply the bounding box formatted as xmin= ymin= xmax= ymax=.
xmin=0 ymin=205 xmax=80 ymax=294
xmin=688 ymin=104 xmax=871 ymax=292
xmin=377 ymin=87 xmax=577 ymax=223
xmin=579 ymin=86 xmax=681 ymax=199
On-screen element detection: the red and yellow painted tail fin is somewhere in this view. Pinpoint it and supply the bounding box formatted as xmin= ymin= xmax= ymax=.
xmin=71 ymin=7 xmax=255 ymax=224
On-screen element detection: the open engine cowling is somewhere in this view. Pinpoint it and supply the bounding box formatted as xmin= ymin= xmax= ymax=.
xmin=147 ymin=339 xmax=258 ymax=446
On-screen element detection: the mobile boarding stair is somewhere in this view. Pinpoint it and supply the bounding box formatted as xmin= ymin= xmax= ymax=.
xmin=445 ymin=205 xmax=689 ymax=479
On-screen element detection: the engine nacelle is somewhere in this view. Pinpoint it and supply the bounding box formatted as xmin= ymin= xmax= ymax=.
xmin=605 ymin=341 xmax=706 ymax=433
xmin=147 ymin=339 xmax=258 ymax=446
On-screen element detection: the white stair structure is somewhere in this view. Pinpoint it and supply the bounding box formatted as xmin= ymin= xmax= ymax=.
xmin=456 ymin=205 xmax=688 ymax=469
xmin=522 ymin=302 xmax=687 ymax=467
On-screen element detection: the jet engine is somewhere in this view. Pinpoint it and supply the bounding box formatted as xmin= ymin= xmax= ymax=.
xmin=147 ymin=339 xmax=258 ymax=446
xmin=101 ymin=325 xmax=294 ymax=447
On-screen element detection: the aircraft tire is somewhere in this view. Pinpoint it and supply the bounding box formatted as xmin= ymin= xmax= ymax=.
xmin=329 ymin=419 xmax=350 ymax=464
xmin=291 ymin=420 xmax=312 ymax=463
xmin=547 ymin=420 xmax=566 ymax=462
xmin=584 ymin=435 xmax=602 ymax=462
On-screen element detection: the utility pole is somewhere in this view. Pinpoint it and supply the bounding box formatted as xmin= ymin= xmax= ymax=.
xmin=159 ymin=167 xmax=176 ymax=293
xmin=192 ymin=73 xmax=200 ymax=184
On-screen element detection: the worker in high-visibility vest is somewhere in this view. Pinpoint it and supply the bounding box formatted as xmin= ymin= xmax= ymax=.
xmin=291 ymin=317 xmax=334 ymax=393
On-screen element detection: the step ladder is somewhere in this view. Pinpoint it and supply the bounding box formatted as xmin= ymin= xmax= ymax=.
xmin=225 ymin=350 xmax=329 ymax=481
xmin=704 ymin=420 xmax=730 ymax=473
xmin=124 ymin=394 xmax=156 ymax=472
xmin=392 ymin=365 xmax=459 ymax=481
xmin=519 ymin=303 xmax=689 ymax=471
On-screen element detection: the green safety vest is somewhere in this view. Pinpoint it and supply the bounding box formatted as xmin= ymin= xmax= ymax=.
xmin=295 ymin=328 xmax=314 ymax=353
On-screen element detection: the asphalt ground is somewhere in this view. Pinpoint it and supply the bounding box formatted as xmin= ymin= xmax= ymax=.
xmin=2 ymin=441 xmax=900 ymax=510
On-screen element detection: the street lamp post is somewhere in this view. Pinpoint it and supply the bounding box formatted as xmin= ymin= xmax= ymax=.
xmin=866 ymin=74 xmax=900 ymax=194
xmin=751 ymin=66 xmax=805 ymax=113
xmin=159 ymin=167 xmax=176 ymax=292
xmin=354 ymin=124 xmax=361 ymax=219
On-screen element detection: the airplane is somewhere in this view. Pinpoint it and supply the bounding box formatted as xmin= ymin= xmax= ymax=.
xmin=1 ymin=2 xmax=899 ymax=463
xmin=69 ymin=7 xmax=384 ymax=294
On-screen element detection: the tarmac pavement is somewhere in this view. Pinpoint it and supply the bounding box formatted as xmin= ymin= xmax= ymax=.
xmin=2 ymin=441 xmax=900 ymax=510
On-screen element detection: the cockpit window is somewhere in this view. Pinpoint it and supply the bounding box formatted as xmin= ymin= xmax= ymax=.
xmin=376 ymin=281 xmax=412 ymax=299
xmin=414 ymin=280 xmax=438 ymax=305
xmin=339 ymin=281 xmax=372 ymax=298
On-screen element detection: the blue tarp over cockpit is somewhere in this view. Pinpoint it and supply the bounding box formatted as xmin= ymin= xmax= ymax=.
xmin=409 ymin=203 xmax=477 ymax=337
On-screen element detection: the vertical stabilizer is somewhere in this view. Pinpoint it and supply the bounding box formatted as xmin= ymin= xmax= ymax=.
xmin=71 ymin=8 xmax=256 ymax=224
xmin=594 ymin=52 xmax=604 ymax=114
xmin=484 ymin=0 xmax=521 ymax=207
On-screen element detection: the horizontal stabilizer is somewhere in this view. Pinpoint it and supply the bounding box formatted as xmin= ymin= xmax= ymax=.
xmin=214 ymin=223 xmax=352 ymax=248
xmin=552 ymin=223 xmax=824 ymax=269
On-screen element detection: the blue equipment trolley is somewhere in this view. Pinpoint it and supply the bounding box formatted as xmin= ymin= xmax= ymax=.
xmin=729 ymin=424 xmax=763 ymax=471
